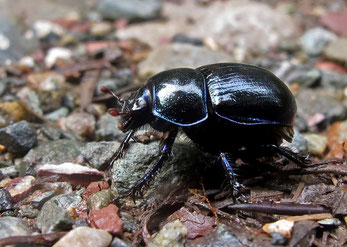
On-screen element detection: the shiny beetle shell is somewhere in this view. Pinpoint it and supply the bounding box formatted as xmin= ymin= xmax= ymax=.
xmin=149 ymin=63 xmax=296 ymax=127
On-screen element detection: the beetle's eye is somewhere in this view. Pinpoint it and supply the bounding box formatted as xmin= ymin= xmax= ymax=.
xmin=132 ymin=98 xmax=146 ymax=110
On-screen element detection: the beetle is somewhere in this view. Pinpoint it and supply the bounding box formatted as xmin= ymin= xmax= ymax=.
xmin=101 ymin=63 xmax=307 ymax=199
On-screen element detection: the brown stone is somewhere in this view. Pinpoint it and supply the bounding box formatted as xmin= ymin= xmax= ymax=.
xmin=89 ymin=204 xmax=123 ymax=236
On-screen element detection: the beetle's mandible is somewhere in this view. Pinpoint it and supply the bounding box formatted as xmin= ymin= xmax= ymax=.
xmin=102 ymin=63 xmax=307 ymax=199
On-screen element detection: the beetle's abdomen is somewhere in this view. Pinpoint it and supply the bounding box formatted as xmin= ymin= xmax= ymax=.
xmin=197 ymin=63 xmax=296 ymax=127
xmin=150 ymin=68 xmax=208 ymax=126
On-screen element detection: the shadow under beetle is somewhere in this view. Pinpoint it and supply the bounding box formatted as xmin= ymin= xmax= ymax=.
xmin=102 ymin=63 xmax=308 ymax=200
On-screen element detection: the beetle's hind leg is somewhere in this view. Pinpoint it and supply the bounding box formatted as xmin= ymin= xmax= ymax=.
xmin=219 ymin=153 xmax=243 ymax=201
xmin=127 ymin=128 xmax=178 ymax=202
xmin=259 ymin=144 xmax=311 ymax=166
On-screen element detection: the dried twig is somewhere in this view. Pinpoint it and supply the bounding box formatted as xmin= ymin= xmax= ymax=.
xmin=301 ymin=164 xmax=347 ymax=176
xmin=0 ymin=232 xmax=67 ymax=246
xmin=226 ymin=202 xmax=331 ymax=215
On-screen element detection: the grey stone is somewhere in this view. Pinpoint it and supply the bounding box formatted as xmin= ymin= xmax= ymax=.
xmin=38 ymin=89 xmax=65 ymax=114
xmin=96 ymin=69 xmax=132 ymax=96
xmin=138 ymin=44 xmax=232 ymax=79
xmin=324 ymin=38 xmax=347 ymax=64
xmin=23 ymin=139 xmax=84 ymax=166
xmin=37 ymin=193 xmax=82 ymax=233
xmin=0 ymin=166 xmax=18 ymax=177
xmin=111 ymin=138 xmax=200 ymax=200
xmin=110 ymin=237 xmax=134 ymax=247
xmin=0 ymin=16 xmax=38 ymax=65
xmin=44 ymin=107 xmax=69 ymax=122
xmin=300 ymin=27 xmax=336 ymax=56
xmin=0 ymin=79 xmax=8 ymax=96
xmin=0 ymin=189 xmax=14 ymax=212
xmin=271 ymin=232 xmax=288 ymax=245
xmin=172 ymin=34 xmax=203 ymax=46
xmin=281 ymin=129 xmax=308 ymax=156
xmin=95 ymin=114 xmax=126 ymax=142
xmin=98 ymin=0 xmax=162 ymax=21
xmin=296 ymin=89 xmax=346 ymax=130
xmin=191 ymin=223 xmax=271 ymax=246
xmin=285 ymin=67 xmax=322 ymax=88
xmin=321 ymin=70 xmax=347 ymax=89
xmin=0 ymin=121 xmax=37 ymax=155
xmin=18 ymin=206 xmax=40 ymax=218
xmin=87 ymin=190 xmax=114 ymax=210
xmin=0 ymin=217 xmax=33 ymax=239
xmin=120 ymin=212 xmax=137 ymax=233
xmin=80 ymin=141 xmax=120 ymax=170
xmin=39 ymin=125 xmax=64 ymax=141
xmin=39 ymin=124 xmax=81 ymax=142
xmin=31 ymin=190 xmax=56 ymax=209
xmin=17 ymin=87 xmax=43 ymax=115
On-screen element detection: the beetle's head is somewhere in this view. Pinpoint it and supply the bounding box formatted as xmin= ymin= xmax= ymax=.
xmin=101 ymin=86 xmax=152 ymax=133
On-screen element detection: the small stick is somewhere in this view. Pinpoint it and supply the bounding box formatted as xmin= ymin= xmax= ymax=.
xmin=0 ymin=232 xmax=67 ymax=246
xmin=226 ymin=202 xmax=330 ymax=215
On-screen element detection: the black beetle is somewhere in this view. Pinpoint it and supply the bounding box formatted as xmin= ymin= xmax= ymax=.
xmin=102 ymin=63 xmax=307 ymax=198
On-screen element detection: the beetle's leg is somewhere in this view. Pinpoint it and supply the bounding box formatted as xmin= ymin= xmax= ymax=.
xmin=128 ymin=128 xmax=178 ymax=202
xmin=109 ymin=129 xmax=135 ymax=168
xmin=219 ymin=152 xmax=241 ymax=201
xmin=260 ymin=144 xmax=311 ymax=166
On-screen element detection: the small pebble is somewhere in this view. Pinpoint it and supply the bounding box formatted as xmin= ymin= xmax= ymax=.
xmin=89 ymin=204 xmax=123 ymax=235
xmin=302 ymin=133 xmax=328 ymax=156
xmin=91 ymin=22 xmax=113 ymax=36
xmin=0 ymin=121 xmax=37 ymax=155
xmin=3 ymin=176 xmax=36 ymax=203
xmin=45 ymin=47 xmax=72 ymax=68
xmin=59 ymin=112 xmax=96 ymax=138
xmin=149 ymin=220 xmax=187 ymax=247
xmin=262 ymin=219 xmax=294 ymax=238
xmin=0 ymin=189 xmax=14 ymax=212
xmin=87 ymin=190 xmax=114 ymax=210
xmin=300 ymin=27 xmax=336 ymax=56
xmin=37 ymin=163 xmax=105 ymax=187
xmin=53 ymin=226 xmax=112 ymax=247
xmin=318 ymin=218 xmax=342 ymax=226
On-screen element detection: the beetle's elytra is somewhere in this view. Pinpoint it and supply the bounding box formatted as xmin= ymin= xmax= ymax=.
xmin=102 ymin=63 xmax=306 ymax=199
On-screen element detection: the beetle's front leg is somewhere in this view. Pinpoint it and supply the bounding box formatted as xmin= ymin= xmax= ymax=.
xmin=128 ymin=128 xmax=178 ymax=202
xmin=109 ymin=129 xmax=135 ymax=168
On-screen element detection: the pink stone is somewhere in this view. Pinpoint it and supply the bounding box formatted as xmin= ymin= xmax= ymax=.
xmin=4 ymin=176 xmax=36 ymax=203
xmin=168 ymin=207 xmax=216 ymax=239
xmin=315 ymin=61 xmax=347 ymax=74
xmin=37 ymin=163 xmax=105 ymax=187
xmin=89 ymin=204 xmax=123 ymax=236
xmin=58 ymin=112 xmax=96 ymax=138
xmin=321 ymin=11 xmax=347 ymax=36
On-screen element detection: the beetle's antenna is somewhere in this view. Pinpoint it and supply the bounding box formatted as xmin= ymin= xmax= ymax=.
xmin=100 ymin=86 xmax=125 ymax=104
